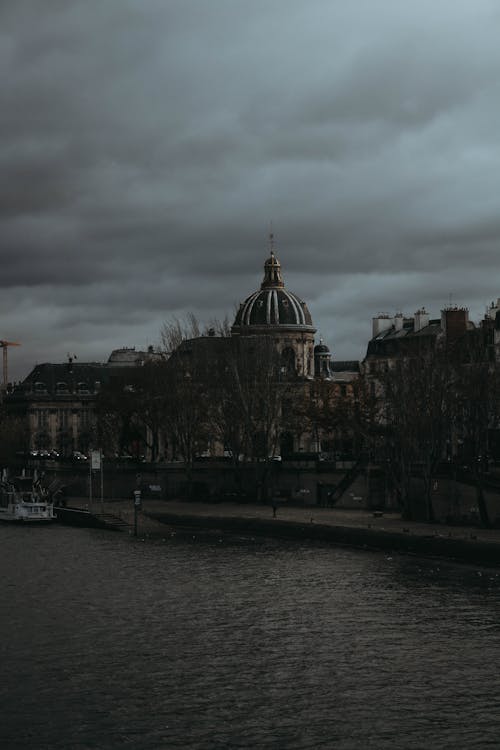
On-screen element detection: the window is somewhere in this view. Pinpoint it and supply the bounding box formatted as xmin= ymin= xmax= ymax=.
xmin=281 ymin=347 xmax=296 ymax=377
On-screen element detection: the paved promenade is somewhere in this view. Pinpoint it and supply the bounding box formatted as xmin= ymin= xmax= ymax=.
xmin=70 ymin=497 xmax=500 ymax=558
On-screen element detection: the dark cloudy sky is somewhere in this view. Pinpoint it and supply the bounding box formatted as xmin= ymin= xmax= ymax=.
xmin=2 ymin=0 xmax=500 ymax=379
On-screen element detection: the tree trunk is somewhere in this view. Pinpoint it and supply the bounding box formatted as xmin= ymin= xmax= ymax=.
xmin=474 ymin=473 xmax=490 ymax=528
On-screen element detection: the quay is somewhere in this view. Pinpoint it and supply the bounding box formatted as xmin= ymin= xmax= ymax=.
xmin=63 ymin=498 xmax=500 ymax=567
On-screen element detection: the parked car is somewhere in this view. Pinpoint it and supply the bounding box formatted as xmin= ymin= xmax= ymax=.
xmin=194 ymin=450 xmax=211 ymax=460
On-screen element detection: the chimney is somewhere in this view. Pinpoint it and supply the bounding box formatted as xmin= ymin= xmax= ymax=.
xmin=486 ymin=298 xmax=500 ymax=320
xmin=441 ymin=307 xmax=469 ymax=341
xmin=372 ymin=314 xmax=394 ymax=338
xmin=413 ymin=307 xmax=429 ymax=333
xmin=394 ymin=313 xmax=404 ymax=332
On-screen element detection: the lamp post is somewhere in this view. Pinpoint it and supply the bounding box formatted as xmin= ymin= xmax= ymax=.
xmin=90 ymin=449 xmax=103 ymax=514
xmin=133 ymin=489 xmax=141 ymax=537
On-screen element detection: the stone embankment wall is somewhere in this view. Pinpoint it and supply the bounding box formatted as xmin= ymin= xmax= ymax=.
xmin=145 ymin=510 xmax=500 ymax=568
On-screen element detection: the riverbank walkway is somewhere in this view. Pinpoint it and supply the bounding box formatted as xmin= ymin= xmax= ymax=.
xmin=65 ymin=497 xmax=500 ymax=565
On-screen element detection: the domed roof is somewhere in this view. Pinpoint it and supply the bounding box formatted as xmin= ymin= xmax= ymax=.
xmin=232 ymin=246 xmax=315 ymax=333
xmin=314 ymin=340 xmax=330 ymax=354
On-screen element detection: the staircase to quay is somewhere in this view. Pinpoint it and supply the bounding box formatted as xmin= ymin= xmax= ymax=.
xmin=92 ymin=512 xmax=131 ymax=531
xmin=54 ymin=505 xmax=132 ymax=531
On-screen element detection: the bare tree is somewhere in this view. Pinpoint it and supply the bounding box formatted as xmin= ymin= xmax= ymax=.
xmin=160 ymin=313 xmax=231 ymax=357
xmin=205 ymin=315 xmax=232 ymax=338
xmin=452 ymin=334 xmax=500 ymax=527
xmin=161 ymin=340 xmax=213 ymax=489
xmin=130 ymin=360 xmax=171 ymax=462
xmin=297 ymin=378 xmax=357 ymax=457
xmin=206 ymin=337 xmax=291 ymax=499
xmin=365 ymin=347 xmax=453 ymax=521
xmin=95 ymin=375 xmax=144 ymax=457
xmin=160 ymin=314 xmax=203 ymax=356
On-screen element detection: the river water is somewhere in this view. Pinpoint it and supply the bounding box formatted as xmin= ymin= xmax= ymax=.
xmin=1 ymin=523 xmax=499 ymax=750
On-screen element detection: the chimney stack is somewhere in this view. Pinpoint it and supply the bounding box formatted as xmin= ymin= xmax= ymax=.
xmin=414 ymin=307 xmax=429 ymax=333
xmin=394 ymin=313 xmax=404 ymax=332
xmin=441 ymin=307 xmax=469 ymax=342
xmin=372 ymin=314 xmax=394 ymax=338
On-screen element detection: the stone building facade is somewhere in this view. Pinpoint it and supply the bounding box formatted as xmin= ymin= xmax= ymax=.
xmin=5 ymin=242 xmax=359 ymax=461
xmin=5 ymin=349 xmax=157 ymax=456
xmin=175 ymin=245 xmax=359 ymax=459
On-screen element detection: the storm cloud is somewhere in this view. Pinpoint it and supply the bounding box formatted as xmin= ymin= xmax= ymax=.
xmin=2 ymin=0 xmax=500 ymax=378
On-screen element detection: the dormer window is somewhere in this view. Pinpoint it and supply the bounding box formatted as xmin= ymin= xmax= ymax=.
xmin=34 ymin=381 xmax=47 ymax=393
xmin=77 ymin=382 xmax=89 ymax=394
xmin=56 ymin=382 xmax=68 ymax=393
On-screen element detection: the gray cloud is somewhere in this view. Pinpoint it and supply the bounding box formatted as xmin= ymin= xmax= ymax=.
xmin=2 ymin=0 xmax=500 ymax=378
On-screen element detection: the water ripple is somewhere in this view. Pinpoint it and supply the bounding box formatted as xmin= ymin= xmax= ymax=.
xmin=0 ymin=525 xmax=499 ymax=749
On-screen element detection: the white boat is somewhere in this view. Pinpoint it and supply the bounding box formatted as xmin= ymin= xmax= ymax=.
xmin=0 ymin=478 xmax=56 ymax=522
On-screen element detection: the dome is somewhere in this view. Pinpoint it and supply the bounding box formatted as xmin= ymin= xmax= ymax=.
xmin=232 ymin=249 xmax=315 ymax=333
xmin=314 ymin=341 xmax=330 ymax=354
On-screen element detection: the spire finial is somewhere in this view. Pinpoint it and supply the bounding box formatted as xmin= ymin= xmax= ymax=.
xmin=261 ymin=226 xmax=284 ymax=289
xmin=269 ymin=222 xmax=275 ymax=255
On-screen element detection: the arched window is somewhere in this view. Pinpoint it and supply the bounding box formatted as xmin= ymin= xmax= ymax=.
xmin=281 ymin=347 xmax=296 ymax=377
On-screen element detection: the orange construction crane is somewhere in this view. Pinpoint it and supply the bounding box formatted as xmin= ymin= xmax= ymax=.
xmin=0 ymin=340 xmax=20 ymax=387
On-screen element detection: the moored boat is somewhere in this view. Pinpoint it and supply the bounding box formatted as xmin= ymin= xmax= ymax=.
xmin=0 ymin=477 xmax=56 ymax=522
